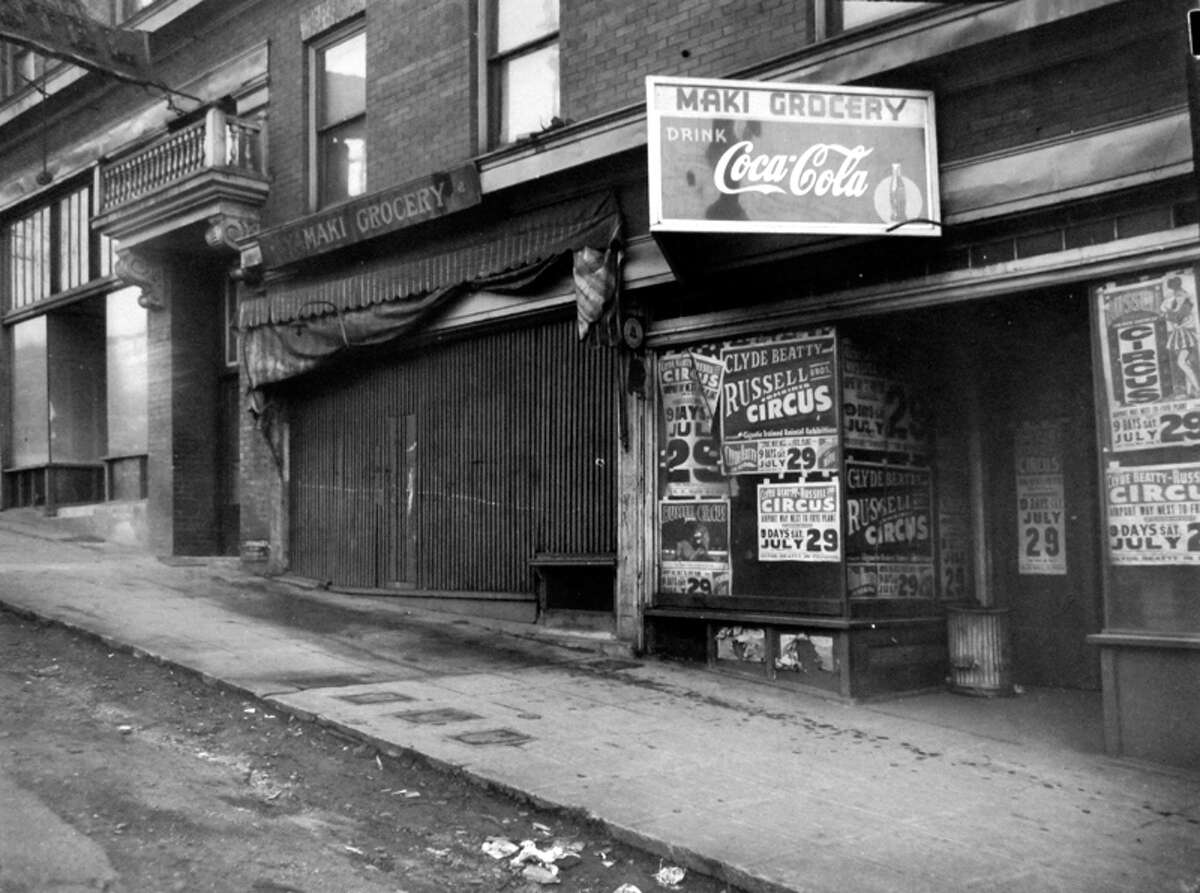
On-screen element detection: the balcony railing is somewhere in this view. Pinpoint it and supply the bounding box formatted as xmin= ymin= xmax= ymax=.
xmin=98 ymin=107 xmax=266 ymax=214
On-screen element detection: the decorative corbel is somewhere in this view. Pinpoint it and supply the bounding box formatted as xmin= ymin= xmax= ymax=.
xmin=205 ymin=212 xmax=261 ymax=253
xmin=114 ymin=248 xmax=167 ymax=310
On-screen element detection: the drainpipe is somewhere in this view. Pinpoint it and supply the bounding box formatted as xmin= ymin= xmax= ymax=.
xmin=966 ymin=352 xmax=992 ymax=608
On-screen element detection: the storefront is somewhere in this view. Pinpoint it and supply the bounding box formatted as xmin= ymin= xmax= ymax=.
xmin=239 ymin=178 xmax=626 ymax=624
xmin=279 ymin=314 xmax=617 ymax=618
xmin=633 ymin=73 xmax=1200 ymax=769
xmin=1 ymin=180 xmax=154 ymax=539
xmin=639 ymin=76 xmax=953 ymax=698
xmin=642 ymin=285 xmax=1103 ymax=700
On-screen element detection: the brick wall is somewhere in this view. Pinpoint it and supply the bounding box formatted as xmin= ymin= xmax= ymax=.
xmin=257 ymin=0 xmax=813 ymax=224
xmin=254 ymin=0 xmax=1185 ymax=226
xmin=169 ymin=258 xmax=223 ymax=554
xmin=920 ymin=1 xmax=1182 ymax=164
xmin=259 ymin=3 xmax=306 ymax=224
xmin=237 ymin=351 xmax=283 ymax=565
xmin=3 ymin=0 xmax=1164 ymax=228
xmin=144 ymin=255 xmax=224 ymax=556
xmin=263 ymin=0 xmax=476 ymax=223
xmin=368 ymin=0 xmax=475 ymax=196
xmin=0 ymin=0 xmax=1187 ymax=559
xmin=0 ymin=0 xmax=1186 ymax=227
xmin=261 ymin=0 xmax=819 ymax=224
xmin=561 ymin=0 xmax=814 ymax=121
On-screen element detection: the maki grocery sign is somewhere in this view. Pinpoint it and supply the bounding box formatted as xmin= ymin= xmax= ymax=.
xmin=646 ymin=76 xmax=940 ymax=236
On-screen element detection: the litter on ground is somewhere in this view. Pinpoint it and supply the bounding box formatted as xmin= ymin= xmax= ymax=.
xmin=653 ymin=864 xmax=686 ymax=888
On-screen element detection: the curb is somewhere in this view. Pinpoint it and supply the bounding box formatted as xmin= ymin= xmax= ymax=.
xmin=0 ymin=598 xmax=793 ymax=893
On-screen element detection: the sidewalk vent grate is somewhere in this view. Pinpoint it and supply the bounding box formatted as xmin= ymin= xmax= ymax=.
xmin=274 ymin=673 xmax=377 ymax=689
xmin=584 ymin=659 xmax=641 ymax=672
xmin=337 ymin=690 xmax=417 ymax=705
xmin=452 ymin=728 xmax=533 ymax=747
xmin=392 ymin=707 xmax=482 ymax=725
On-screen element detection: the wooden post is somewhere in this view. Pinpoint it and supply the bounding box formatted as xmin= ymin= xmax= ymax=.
xmin=615 ymin=351 xmax=654 ymax=650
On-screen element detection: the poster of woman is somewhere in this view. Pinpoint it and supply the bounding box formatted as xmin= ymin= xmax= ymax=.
xmin=1095 ymin=267 xmax=1200 ymax=451
xmin=1161 ymin=275 xmax=1200 ymax=400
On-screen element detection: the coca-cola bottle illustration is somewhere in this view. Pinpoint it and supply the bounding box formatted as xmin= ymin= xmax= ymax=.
xmin=888 ymin=162 xmax=905 ymax=222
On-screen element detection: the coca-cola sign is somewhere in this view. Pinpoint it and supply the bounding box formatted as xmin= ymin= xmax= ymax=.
xmin=646 ymin=76 xmax=940 ymax=236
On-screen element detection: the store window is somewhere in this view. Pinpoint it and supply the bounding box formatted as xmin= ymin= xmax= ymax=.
xmin=7 ymin=299 xmax=108 ymax=509
xmin=4 ymin=186 xmax=92 ymax=312
xmin=3 ymin=185 xmax=125 ymax=510
xmin=10 ymin=316 xmax=49 ymax=469
xmin=820 ymin=1 xmax=936 ymax=38
xmin=57 ymin=188 xmax=91 ymax=293
xmin=106 ymin=286 xmax=149 ymax=500
xmin=311 ymin=22 xmax=366 ymax=208
xmin=5 ymin=205 xmax=51 ymax=308
xmin=0 ymin=43 xmax=46 ymax=100
xmin=487 ymin=0 xmax=559 ymax=146
xmin=1 ymin=1 xmax=156 ymax=100
xmin=654 ymin=325 xmax=957 ymax=635
xmin=79 ymin=0 xmax=156 ymax=24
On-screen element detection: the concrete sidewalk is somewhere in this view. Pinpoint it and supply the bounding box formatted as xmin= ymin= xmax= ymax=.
xmin=1 ymin=511 xmax=1197 ymax=893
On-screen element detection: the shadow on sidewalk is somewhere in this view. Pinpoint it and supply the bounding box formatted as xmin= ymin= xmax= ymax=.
xmin=865 ymin=686 xmax=1105 ymax=758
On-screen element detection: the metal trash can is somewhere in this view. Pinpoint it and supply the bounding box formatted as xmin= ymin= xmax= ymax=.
xmin=946 ymin=605 xmax=1014 ymax=697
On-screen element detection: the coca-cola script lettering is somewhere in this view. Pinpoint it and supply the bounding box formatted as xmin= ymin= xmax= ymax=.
xmin=713 ymin=141 xmax=873 ymax=198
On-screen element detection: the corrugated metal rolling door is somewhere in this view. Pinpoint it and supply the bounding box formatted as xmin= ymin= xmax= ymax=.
xmin=288 ymin=317 xmax=616 ymax=593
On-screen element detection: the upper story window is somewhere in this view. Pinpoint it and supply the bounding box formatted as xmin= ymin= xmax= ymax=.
xmin=3 ymin=186 xmax=100 ymax=313
xmin=2 ymin=2 xmax=154 ymax=102
xmin=821 ymin=1 xmax=936 ymax=37
xmin=311 ymin=23 xmax=366 ymax=208
xmin=81 ymin=0 xmax=157 ymax=24
xmin=488 ymin=0 xmax=559 ymax=147
xmin=1 ymin=43 xmax=46 ymax=101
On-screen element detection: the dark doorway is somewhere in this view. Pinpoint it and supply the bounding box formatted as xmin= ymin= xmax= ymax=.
xmin=975 ymin=290 xmax=1102 ymax=690
xmin=864 ymin=287 xmax=1103 ymax=690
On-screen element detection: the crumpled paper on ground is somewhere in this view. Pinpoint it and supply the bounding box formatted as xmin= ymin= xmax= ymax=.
xmin=653 ymin=864 xmax=686 ymax=888
xmin=480 ymin=835 xmax=583 ymax=885
xmin=481 ymin=837 xmax=520 ymax=860
xmin=522 ymin=863 xmax=561 ymax=885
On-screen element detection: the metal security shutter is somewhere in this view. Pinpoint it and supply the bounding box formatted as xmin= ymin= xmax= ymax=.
xmin=287 ymin=316 xmax=616 ymax=593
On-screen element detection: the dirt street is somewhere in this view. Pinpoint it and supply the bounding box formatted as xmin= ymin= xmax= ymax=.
xmin=0 ymin=610 xmax=739 ymax=893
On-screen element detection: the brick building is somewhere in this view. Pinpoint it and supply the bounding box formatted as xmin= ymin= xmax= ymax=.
xmin=1 ymin=0 xmax=1197 ymax=770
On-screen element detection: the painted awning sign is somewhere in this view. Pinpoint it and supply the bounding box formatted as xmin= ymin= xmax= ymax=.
xmin=256 ymin=164 xmax=482 ymax=268
xmin=646 ymin=76 xmax=940 ymax=236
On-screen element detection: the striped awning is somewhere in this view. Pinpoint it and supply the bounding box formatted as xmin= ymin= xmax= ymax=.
xmin=241 ymin=191 xmax=621 ymax=329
